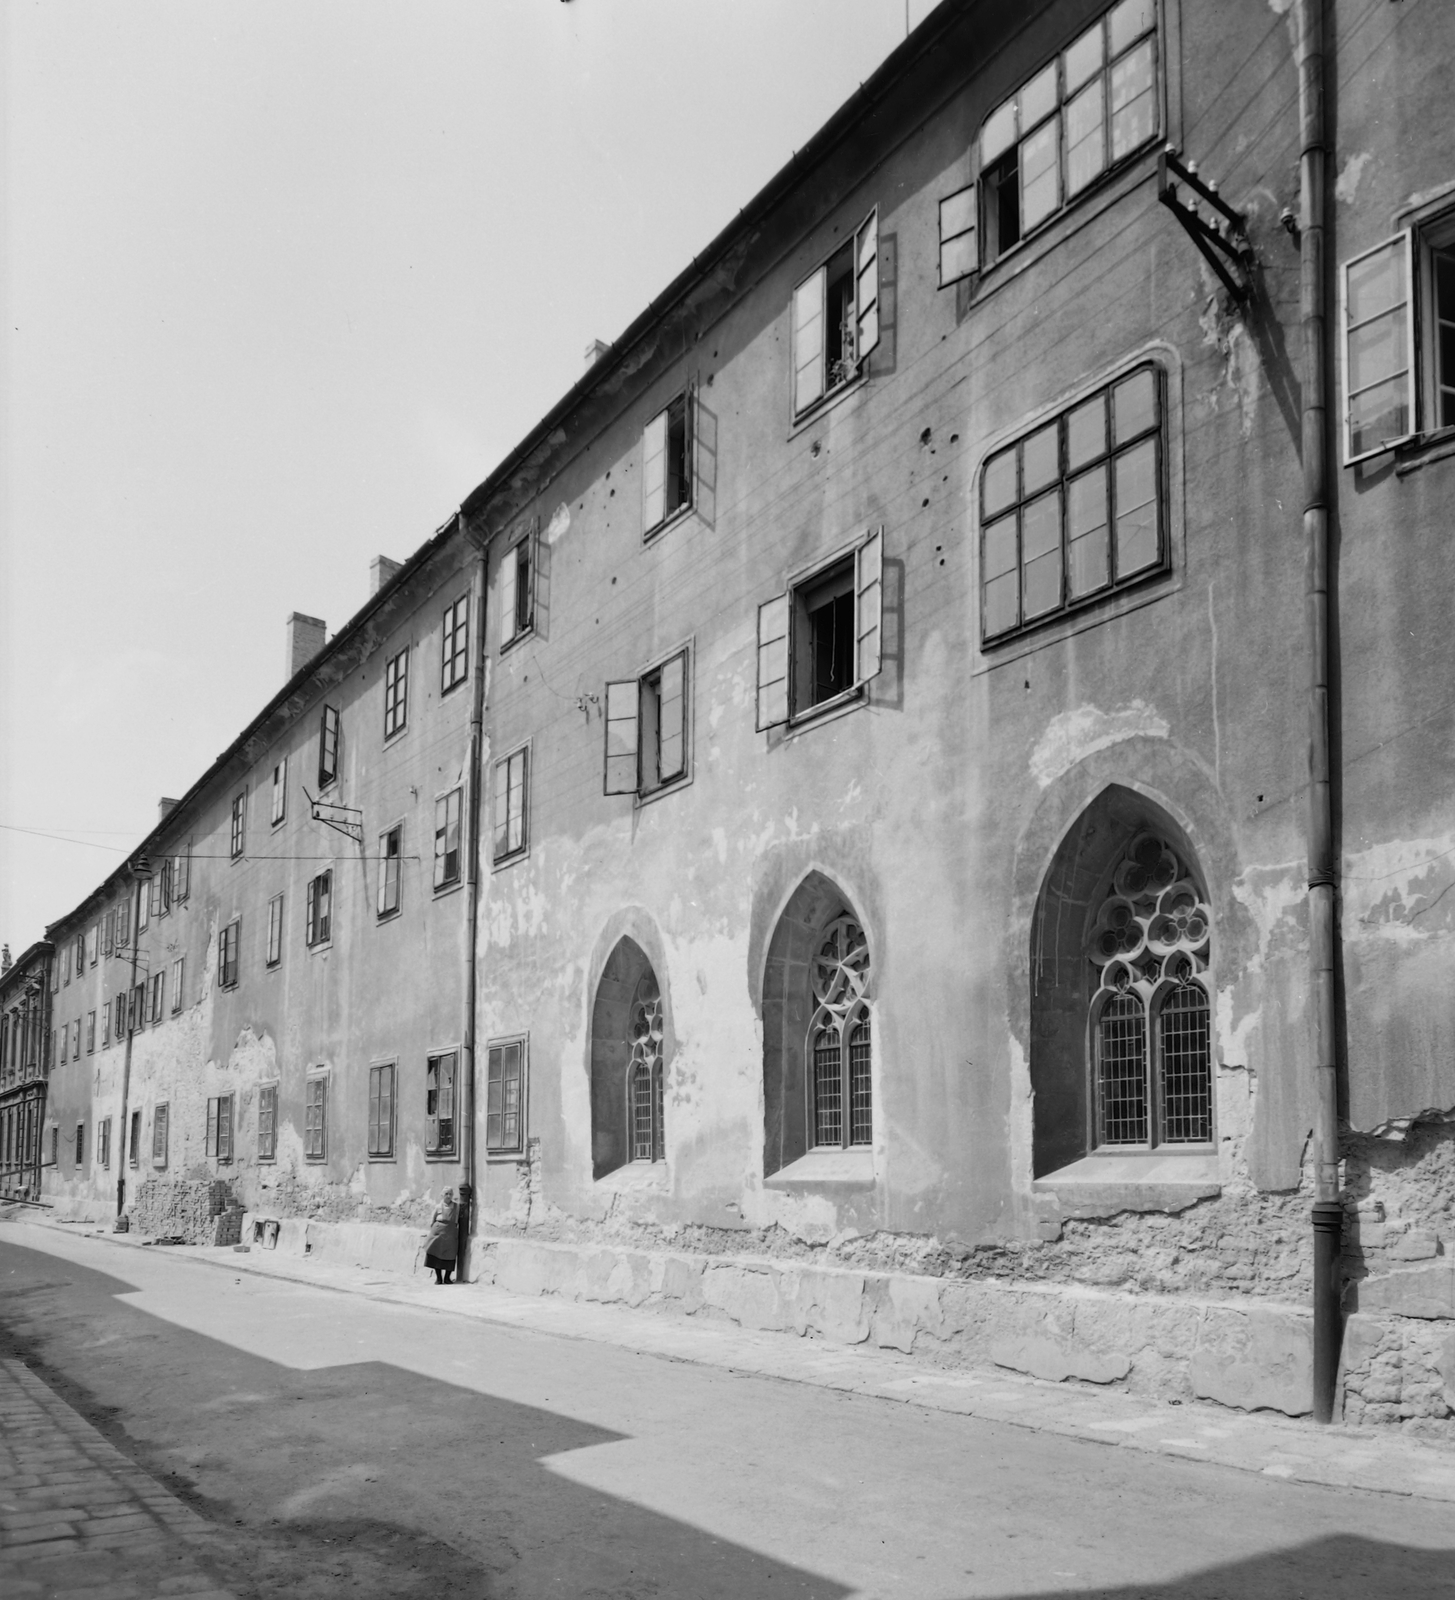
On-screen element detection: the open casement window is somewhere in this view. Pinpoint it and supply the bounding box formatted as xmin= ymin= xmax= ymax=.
xmin=318 ymin=706 xmax=341 ymax=789
xmin=791 ymin=208 xmax=880 ymax=418
xmin=1339 ymin=222 xmax=1455 ymax=462
xmin=499 ymin=526 xmax=537 ymax=649
xmin=271 ymin=757 xmax=287 ymax=825
xmin=218 ymin=920 xmax=240 ymax=988
xmin=643 ymin=392 xmax=694 ymax=536
xmin=938 ymin=183 xmax=978 ymax=288
xmin=306 ymin=872 xmax=332 ymax=946
xmin=258 ymin=1084 xmax=278 ymax=1161
xmin=206 ymin=1095 xmax=234 ymax=1163
xmin=492 ymin=749 xmax=529 ymax=863
xmin=230 ymin=792 xmax=247 ymax=858
xmin=426 ymin=1051 xmax=457 ymax=1156
xmin=304 ymin=1077 xmax=327 ymax=1160
xmin=756 ymin=529 xmax=883 ymax=731
xmin=433 ymin=789 xmax=462 ymax=889
xmin=378 ymin=826 xmax=403 ymax=916
xmin=171 ymin=958 xmax=184 ymax=1013
xmin=173 ymin=846 xmax=190 ymax=903
xmin=603 ymin=649 xmax=688 ymax=797
xmin=441 ymin=594 xmax=470 ymax=691
xmin=266 ymin=894 xmax=283 ymax=967
xmin=368 ymin=1063 xmax=395 ymax=1158
xmin=148 ymin=971 xmax=164 ymax=1024
xmin=979 ymin=0 xmax=1158 ymax=266
xmin=486 ymin=1038 xmax=526 ymax=1155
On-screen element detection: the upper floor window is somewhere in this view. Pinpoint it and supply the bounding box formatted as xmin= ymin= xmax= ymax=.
xmin=499 ymin=533 xmax=535 ymax=651
xmin=172 ymin=846 xmax=190 ymax=904
xmin=493 ymin=749 xmax=529 ymax=864
xmin=981 ymin=364 xmax=1163 ymax=644
xmin=267 ymin=893 xmax=284 ymax=967
xmin=148 ymin=970 xmax=164 ymax=1025
xmin=87 ymin=924 xmax=99 ymax=966
xmin=230 ymin=792 xmax=247 ymax=859
xmin=306 ymin=871 xmax=332 ymax=947
xmin=434 ymin=789 xmax=462 ymax=890
xmin=604 ymin=650 xmax=689 ymax=799
xmin=1341 ymin=210 xmax=1455 ymax=463
xmin=378 ymin=826 xmax=403 ymax=916
xmin=643 ymin=394 xmax=693 ymax=536
xmin=318 ymin=705 xmax=341 ymax=789
xmin=171 ymin=957 xmax=185 ymax=1013
xmin=384 ymin=648 xmax=409 ymax=739
xmin=791 ymin=207 xmax=880 ymax=419
xmin=978 ymin=0 xmax=1158 ymax=268
xmin=271 ymin=757 xmax=287 ymax=826
xmin=756 ymin=531 xmax=883 ymax=730
xmin=442 ymin=594 xmax=470 ymax=690
xmin=218 ymin=920 xmax=240 ymax=989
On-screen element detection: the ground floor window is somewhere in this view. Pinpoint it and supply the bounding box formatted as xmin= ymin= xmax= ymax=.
xmin=486 ymin=1038 xmax=526 ymax=1156
xmin=369 ymin=1063 xmax=396 ymax=1158
xmin=808 ymin=916 xmax=873 ymax=1149
xmin=305 ymin=1077 xmax=327 ymax=1160
xmin=258 ymin=1084 xmax=278 ymax=1162
xmin=426 ymin=1053 xmax=457 ymax=1157
xmin=206 ymin=1095 xmax=234 ymax=1163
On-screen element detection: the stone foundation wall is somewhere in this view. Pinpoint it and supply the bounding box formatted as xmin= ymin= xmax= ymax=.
xmin=253 ymin=1171 xmax=440 ymax=1231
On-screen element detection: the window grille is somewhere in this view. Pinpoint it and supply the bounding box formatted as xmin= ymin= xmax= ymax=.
xmin=806 ymin=915 xmax=873 ymax=1149
xmin=1087 ymin=833 xmax=1213 ymax=1149
xmin=627 ymin=973 xmax=665 ymax=1162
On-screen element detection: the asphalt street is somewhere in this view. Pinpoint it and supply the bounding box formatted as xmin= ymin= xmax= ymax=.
xmin=1 ymin=1231 xmax=1453 ymax=1599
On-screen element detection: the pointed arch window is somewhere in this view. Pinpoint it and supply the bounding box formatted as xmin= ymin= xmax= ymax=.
xmin=628 ymin=971 xmax=665 ymax=1162
xmin=808 ymin=916 xmax=872 ymax=1149
xmin=1089 ymin=834 xmax=1212 ymax=1148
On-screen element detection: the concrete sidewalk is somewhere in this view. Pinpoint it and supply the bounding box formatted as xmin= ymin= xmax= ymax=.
xmin=11 ymin=1214 xmax=1455 ymax=1507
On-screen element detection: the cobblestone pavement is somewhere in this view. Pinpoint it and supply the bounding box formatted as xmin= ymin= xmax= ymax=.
xmin=0 ymin=1358 xmax=235 ymax=1600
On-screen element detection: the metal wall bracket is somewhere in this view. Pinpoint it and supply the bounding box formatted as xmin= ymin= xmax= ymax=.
xmin=304 ymin=787 xmax=363 ymax=844
xmin=1158 ymin=147 xmax=1254 ymax=302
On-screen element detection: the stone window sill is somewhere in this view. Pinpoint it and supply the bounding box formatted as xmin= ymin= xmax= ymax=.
xmin=1033 ymin=1150 xmax=1220 ymax=1219
xmin=764 ymin=1147 xmax=875 ymax=1192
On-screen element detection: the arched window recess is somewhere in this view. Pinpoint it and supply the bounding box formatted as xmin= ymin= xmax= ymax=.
xmin=627 ymin=971 xmax=665 ymax=1163
xmin=807 ymin=915 xmax=873 ymax=1150
xmin=1088 ymin=833 xmax=1213 ymax=1150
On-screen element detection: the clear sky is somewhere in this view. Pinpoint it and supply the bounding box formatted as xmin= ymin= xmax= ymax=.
xmin=0 ymin=0 xmax=938 ymax=956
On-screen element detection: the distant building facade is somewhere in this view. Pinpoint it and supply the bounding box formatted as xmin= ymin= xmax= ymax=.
xmin=32 ymin=0 xmax=1455 ymax=1429
xmin=1 ymin=941 xmax=54 ymax=1200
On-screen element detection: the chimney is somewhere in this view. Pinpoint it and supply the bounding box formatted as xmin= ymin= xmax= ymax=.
xmin=370 ymin=555 xmax=403 ymax=595
xmin=286 ymin=613 xmax=327 ymax=681
xmin=158 ymin=797 xmax=179 ymax=824
xmin=584 ymin=338 xmax=610 ymax=371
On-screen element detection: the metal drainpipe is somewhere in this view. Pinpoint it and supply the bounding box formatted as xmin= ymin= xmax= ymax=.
xmin=115 ymin=875 xmax=143 ymax=1220
xmin=456 ymin=528 xmax=488 ymax=1280
xmin=1297 ymin=0 xmax=1343 ymax=1424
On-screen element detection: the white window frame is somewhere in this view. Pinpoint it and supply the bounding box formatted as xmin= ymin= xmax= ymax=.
xmin=218 ymin=919 xmax=240 ymax=989
xmin=271 ymin=757 xmax=288 ymax=826
xmin=643 ymin=391 xmax=694 ymax=537
xmin=791 ymin=207 xmax=880 ymax=420
xmin=442 ymin=594 xmax=471 ymax=691
xmin=378 ymin=824 xmax=404 ymax=917
xmin=756 ymin=530 xmax=884 ymax=731
xmin=485 ymin=1035 xmax=528 ymax=1157
xmin=266 ymin=893 xmax=284 ymax=967
xmin=305 ymin=871 xmax=332 ymax=948
xmin=384 ymin=647 xmax=409 ymax=740
xmin=604 ymin=646 xmax=691 ymax=800
xmin=492 ymin=746 xmax=530 ymax=865
xmin=498 ymin=525 xmax=537 ymax=651
xmin=318 ymin=706 xmax=341 ymax=789
xmin=368 ymin=1060 xmax=397 ymax=1160
xmin=433 ymin=788 xmax=463 ymax=891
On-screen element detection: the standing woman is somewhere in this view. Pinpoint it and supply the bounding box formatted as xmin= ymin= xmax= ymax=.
xmin=424 ymin=1187 xmax=459 ymax=1284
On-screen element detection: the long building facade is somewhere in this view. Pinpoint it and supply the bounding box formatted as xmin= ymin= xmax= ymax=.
xmin=29 ymin=0 xmax=1455 ymax=1432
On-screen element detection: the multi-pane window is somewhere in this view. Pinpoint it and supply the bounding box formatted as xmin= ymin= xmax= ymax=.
xmin=808 ymin=917 xmax=873 ymax=1150
xmin=75 ymin=932 xmax=85 ymax=971
xmin=206 ymin=1095 xmax=234 ymax=1163
xmin=148 ymin=875 xmax=162 ymax=921
xmin=1341 ymin=212 xmax=1455 ymax=462
xmin=148 ymin=971 xmax=165 ymax=1025
xmin=486 ymin=1038 xmax=526 ymax=1156
xmin=158 ymin=858 xmax=172 ymax=917
xmin=86 ymin=1012 xmax=96 ymax=1054
xmin=499 ymin=537 xmax=534 ymax=649
xmin=258 ymin=1084 xmax=278 ymax=1162
xmin=130 ymin=982 xmax=146 ymax=1033
xmin=756 ymin=531 xmax=884 ymax=729
xmin=1088 ymin=833 xmax=1213 ymax=1148
xmin=115 ymin=897 xmax=130 ymax=949
xmin=492 ymin=749 xmax=528 ymax=862
xmin=230 ymin=793 xmax=246 ymax=859
xmin=75 ymin=1123 xmax=84 ymax=1167
xmin=98 ymin=1117 xmax=111 ymax=1170
xmin=384 ymin=648 xmax=409 ymax=739
xmin=627 ymin=975 xmax=664 ymax=1163
xmin=271 ymin=757 xmax=288 ymax=825
xmin=981 ymin=365 xmax=1163 ymax=643
xmin=433 ymin=790 xmax=462 ymax=890
xmin=442 ymin=594 xmax=470 ymax=690
xmin=102 ymin=1005 xmax=110 ymax=1049
xmin=643 ymin=394 xmax=693 ymax=536
xmin=152 ymin=1104 xmax=169 ymax=1168
xmin=425 ymin=1051 xmax=457 ymax=1157
xmin=171 ymin=957 xmax=185 ymax=1013
xmin=368 ymin=1063 xmax=396 ymax=1158
xmin=172 ymin=847 xmax=190 ymax=903
xmin=979 ymin=0 xmax=1157 ymax=266
xmin=306 ymin=872 xmax=332 ymax=946
xmin=305 ymin=1076 xmax=327 ymax=1160
xmin=103 ymin=911 xmax=114 ymax=959
xmin=218 ymin=919 xmax=240 ymax=988
xmin=63 ymin=943 xmax=71 ymax=985
xmin=267 ymin=893 xmax=284 ymax=966
xmin=318 ymin=706 xmax=341 ymax=788
xmin=114 ymin=994 xmax=127 ymax=1041
xmin=87 ymin=925 xmax=98 ymax=966
xmin=378 ymin=827 xmax=403 ymax=916
xmin=792 ymin=208 xmax=880 ymax=418
xmin=605 ymin=652 xmax=688 ymax=799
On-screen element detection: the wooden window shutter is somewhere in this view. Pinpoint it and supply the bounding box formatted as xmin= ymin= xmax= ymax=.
xmin=792 ymin=267 xmax=826 ymax=414
xmin=219 ymin=1097 xmax=232 ymax=1162
xmin=854 ymin=207 xmax=880 ymax=364
xmin=642 ymin=407 xmax=668 ymax=531
xmin=938 ymin=184 xmax=978 ymax=287
xmin=755 ymin=594 xmax=790 ymax=730
xmin=657 ymin=652 xmax=686 ymax=782
xmin=855 ymin=528 xmax=884 ymax=687
xmin=206 ymin=1098 xmax=218 ymax=1158
xmin=500 ymin=540 xmax=518 ymax=646
xmin=1341 ymin=230 xmax=1416 ymax=464
xmin=603 ymin=680 xmax=640 ymax=795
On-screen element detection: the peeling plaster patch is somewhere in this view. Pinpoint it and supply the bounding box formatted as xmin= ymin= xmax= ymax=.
xmin=1229 ymin=861 xmax=1305 ymax=981
xmin=1266 ymin=0 xmax=1291 ymax=12
xmin=1029 ymin=700 xmax=1168 ymax=789
xmin=546 ymin=502 xmax=571 ymax=543
xmin=1345 ymin=832 xmax=1455 ymax=945
xmin=1198 ymin=293 xmax=1259 ymax=438
xmin=839 ymin=779 xmax=864 ymax=812
xmin=711 ymin=828 xmax=729 ymax=866
xmin=1335 ymin=152 xmax=1372 ymax=207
